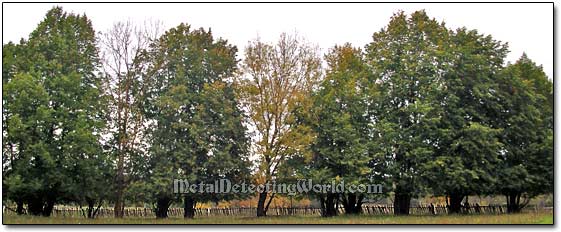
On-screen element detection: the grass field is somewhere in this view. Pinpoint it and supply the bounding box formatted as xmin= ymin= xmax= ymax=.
xmin=3 ymin=212 xmax=553 ymax=224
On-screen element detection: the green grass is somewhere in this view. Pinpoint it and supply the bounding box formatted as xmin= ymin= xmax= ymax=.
xmin=536 ymin=214 xmax=553 ymax=224
xmin=3 ymin=212 xmax=553 ymax=224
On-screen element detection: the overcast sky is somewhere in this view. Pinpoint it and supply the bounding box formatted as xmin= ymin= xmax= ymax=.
xmin=2 ymin=2 xmax=553 ymax=78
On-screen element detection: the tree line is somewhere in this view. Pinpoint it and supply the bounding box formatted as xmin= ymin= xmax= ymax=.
xmin=2 ymin=7 xmax=552 ymax=219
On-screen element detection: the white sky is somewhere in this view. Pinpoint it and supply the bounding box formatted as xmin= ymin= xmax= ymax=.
xmin=2 ymin=2 xmax=554 ymax=79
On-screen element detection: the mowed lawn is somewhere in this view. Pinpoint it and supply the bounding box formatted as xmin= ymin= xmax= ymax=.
xmin=3 ymin=212 xmax=553 ymax=224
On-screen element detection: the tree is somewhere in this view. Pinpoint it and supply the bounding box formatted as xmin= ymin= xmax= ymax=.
xmin=2 ymin=41 xmax=27 ymax=214
xmin=66 ymin=118 xmax=113 ymax=219
xmin=99 ymin=20 xmax=162 ymax=218
xmin=144 ymin=23 xmax=251 ymax=218
xmin=2 ymin=7 xmax=105 ymax=216
xmin=294 ymin=44 xmax=382 ymax=216
xmin=421 ymin=26 xmax=508 ymax=214
xmin=365 ymin=10 xmax=449 ymax=215
xmin=3 ymin=73 xmax=52 ymax=215
xmin=237 ymin=33 xmax=322 ymax=217
xmin=494 ymin=54 xmax=553 ymax=213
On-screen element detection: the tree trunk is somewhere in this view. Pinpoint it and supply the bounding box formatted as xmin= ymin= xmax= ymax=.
xmin=342 ymin=193 xmax=363 ymax=215
xmin=28 ymin=198 xmax=43 ymax=216
xmin=114 ymin=158 xmax=125 ymax=218
xmin=87 ymin=201 xmax=95 ymax=219
xmin=155 ymin=197 xmax=171 ymax=218
xmin=448 ymin=193 xmax=464 ymax=214
xmin=114 ymin=196 xmax=124 ymax=218
xmin=393 ymin=192 xmax=411 ymax=215
xmin=319 ymin=193 xmax=338 ymax=217
xmin=183 ymin=196 xmax=196 ymax=219
xmin=41 ymin=198 xmax=55 ymax=217
xmin=86 ymin=198 xmax=102 ymax=219
xmin=393 ymin=148 xmax=412 ymax=216
xmin=256 ymin=191 xmax=268 ymax=217
xmin=506 ymin=192 xmax=525 ymax=213
xmin=16 ymin=200 xmax=25 ymax=215
xmin=27 ymin=196 xmax=55 ymax=217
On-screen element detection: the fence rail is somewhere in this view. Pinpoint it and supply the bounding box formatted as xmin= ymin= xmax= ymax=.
xmin=4 ymin=204 xmax=514 ymax=218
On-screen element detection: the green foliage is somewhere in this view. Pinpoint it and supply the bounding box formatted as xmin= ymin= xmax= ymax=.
xmin=421 ymin=25 xmax=509 ymax=202
xmin=293 ymin=44 xmax=381 ymax=215
xmin=365 ymin=11 xmax=452 ymax=213
xmin=493 ymin=54 xmax=553 ymax=212
xmin=2 ymin=7 xmax=553 ymax=219
xmin=142 ymin=23 xmax=251 ymax=212
xmin=2 ymin=7 xmax=107 ymax=216
xmin=362 ymin=10 xmax=551 ymax=215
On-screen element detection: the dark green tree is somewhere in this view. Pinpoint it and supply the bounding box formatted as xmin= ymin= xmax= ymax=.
xmin=294 ymin=44 xmax=382 ymax=216
xmin=422 ymin=27 xmax=508 ymax=214
xmin=3 ymin=73 xmax=52 ymax=215
xmin=2 ymin=7 xmax=106 ymax=217
xmin=143 ymin=23 xmax=251 ymax=218
xmin=365 ymin=10 xmax=449 ymax=215
xmin=494 ymin=54 xmax=553 ymax=213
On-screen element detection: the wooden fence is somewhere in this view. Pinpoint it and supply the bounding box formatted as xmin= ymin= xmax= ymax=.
xmin=4 ymin=204 xmax=511 ymax=218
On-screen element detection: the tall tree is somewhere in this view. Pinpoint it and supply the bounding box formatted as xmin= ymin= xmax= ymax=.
xmin=2 ymin=41 xmax=27 ymax=214
xmin=294 ymin=44 xmax=382 ymax=216
xmin=66 ymin=117 xmax=113 ymax=219
xmin=494 ymin=54 xmax=553 ymax=213
xmin=365 ymin=10 xmax=450 ymax=215
xmin=3 ymin=73 xmax=52 ymax=215
xmin=2 ymin=7 xmax=105 ymax=216
xmin=237 ymin=33 xmax=322 ymax=217
xmin=144 ymin=23 xmax=251 ymax=218
xmin=422 ymin=27 xmax=508 ymax=214
xmin=99 ymin=20 xmax=162 ymax=218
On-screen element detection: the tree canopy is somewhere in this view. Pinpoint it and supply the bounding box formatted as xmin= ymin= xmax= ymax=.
xmin=2 ymin=7 xmax=553 ymax=219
